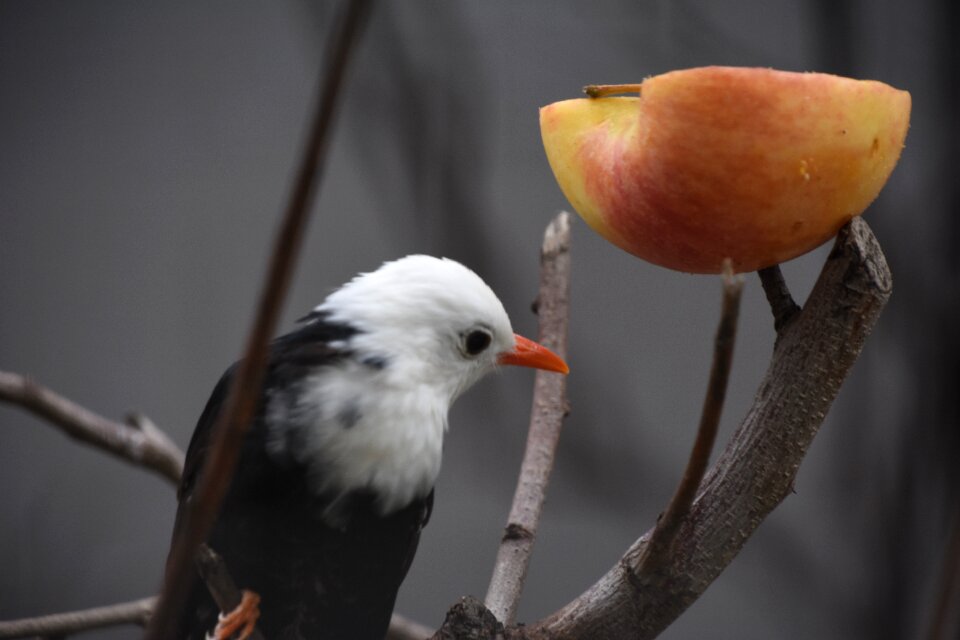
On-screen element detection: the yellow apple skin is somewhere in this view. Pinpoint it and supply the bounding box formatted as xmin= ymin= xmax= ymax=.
xmin=540 ymin=67 xmax=911 ymax=273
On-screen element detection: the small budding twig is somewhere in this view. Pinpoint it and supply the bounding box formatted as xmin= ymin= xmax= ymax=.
xmin=145 ymin=2 xmax=374 ymax=638
xmin=583 ymin=83 xmax=643 ymax=98
xmin=483 ymin=212 xmax=573 ymax=626
xmin=0 ymin=370 xmax=184 ymax=486
xmin=758 ymin=264 xmax=801 ymax=333
xmin=635 ymin=259 xmax=744 ymax=572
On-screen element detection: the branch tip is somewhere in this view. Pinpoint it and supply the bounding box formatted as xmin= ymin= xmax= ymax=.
xmin=542 ymin=211 xmax=572 ymax=256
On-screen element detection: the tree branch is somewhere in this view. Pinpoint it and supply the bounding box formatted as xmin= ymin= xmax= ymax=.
xmin=0 ymin=597 xmax=155 ymax=638
xmin=758 ymin=264 xmax=801 ymax=333
xmin=433 ymin=597 xmax=505 ymax=640
xmin=483 ymin=212 xmax=572 ymax=626
xmin=633 ymin=260 xmax=743 ymax=574
xmin=194 ymin=544 xmax=265 ymax=640
xmin=528 ymin=217 xmax=891 ymax=639
xmin=0 ymin=594 xmax=431 ymax=640
xmin=145 ymin=2 xmax=374 ymax=637
xmin=0 ymin=371 xmax=184 ymax=486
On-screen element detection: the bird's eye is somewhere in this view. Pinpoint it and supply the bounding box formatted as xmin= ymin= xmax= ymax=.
xmin=463 ymin=329 xmax=492 ymax=356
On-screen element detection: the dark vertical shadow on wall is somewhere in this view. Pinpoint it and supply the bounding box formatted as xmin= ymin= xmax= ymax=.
xmin=812 ymin=0 xmax=960 ymax=637
xmin=925 ymin=0 xmax=960 ymax=636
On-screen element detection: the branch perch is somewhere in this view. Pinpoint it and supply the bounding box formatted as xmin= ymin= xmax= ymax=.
xmin=146 ymin=2 xmax=373 ymax=637
xmin=0 ymin=597 xmax=155 ymax=638
xmin=527 ymin=217 xmax=891 ymax=639
xmin=195 ymin=544 xmax=265 ymax=640
xmin=0 ymin=371 xmax=184 ymax=486
xmin=483 ymin=211 xmax=572 ymax=626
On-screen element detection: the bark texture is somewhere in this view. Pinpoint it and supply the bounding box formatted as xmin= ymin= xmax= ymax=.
xmin=484 ymin=211 xmax=572 ymax=625
xmin=530 ymin=217 xmax=891 ymax=638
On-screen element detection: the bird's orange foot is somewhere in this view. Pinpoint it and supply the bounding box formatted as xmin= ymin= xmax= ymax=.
xmin=211 ymin=590 xmax=260 ymax=640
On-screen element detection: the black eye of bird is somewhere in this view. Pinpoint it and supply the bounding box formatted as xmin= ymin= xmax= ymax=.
xmin=464 ymin=329 xmax=492 ymax=356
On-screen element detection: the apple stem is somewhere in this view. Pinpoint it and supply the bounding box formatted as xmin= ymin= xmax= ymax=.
xmin=583 ymin=83 xmax=643 ymax=98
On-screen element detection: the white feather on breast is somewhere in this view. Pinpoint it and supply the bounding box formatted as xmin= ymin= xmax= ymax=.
xmin=266 ymin=359 xmax=448 ymax=517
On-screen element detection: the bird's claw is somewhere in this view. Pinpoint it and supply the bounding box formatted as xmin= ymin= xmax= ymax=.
xmin=210 ymin=590 xmax=260 ymax=640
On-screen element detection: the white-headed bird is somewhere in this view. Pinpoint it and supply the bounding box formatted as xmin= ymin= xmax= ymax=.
xmin=171 ymin=255 xmax=568 ymax=640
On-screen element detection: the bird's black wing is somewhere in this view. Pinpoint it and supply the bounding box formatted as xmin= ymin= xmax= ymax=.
xmin=175 ymin=311 xmax=356 ymax=505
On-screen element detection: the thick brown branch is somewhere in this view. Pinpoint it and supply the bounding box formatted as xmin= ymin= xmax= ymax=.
xmin=529 ymin=217 xmax=892 ymax=639
xmin=0 ymin=597 xmax=155 ymax=638
xmin=0 ymin=371 xmax=184 ymax=486
xmin=483 ymin=212 xmax=572 ymax=626
xmin=145 ymin=2 xmax=373 ymax=637
xmin=635 ymin=260 xmax=743 ymax=573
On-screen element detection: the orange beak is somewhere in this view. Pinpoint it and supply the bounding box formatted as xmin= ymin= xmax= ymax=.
xmin=497 ymin=334 xmax=569 ymax=374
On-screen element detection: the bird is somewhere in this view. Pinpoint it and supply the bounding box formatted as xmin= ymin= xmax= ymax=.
xmin=169 ymin=255 xmax=569 ymax=640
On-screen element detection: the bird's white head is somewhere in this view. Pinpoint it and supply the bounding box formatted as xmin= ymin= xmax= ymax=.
xmin=289 ymin=255 xmax=567 ymax=516
xmin=316 ymin=255 xmax=568 ymax=402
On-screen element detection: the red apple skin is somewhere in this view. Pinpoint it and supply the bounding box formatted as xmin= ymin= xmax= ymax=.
xmin=540 ymin=67 xmax=911 ymax=273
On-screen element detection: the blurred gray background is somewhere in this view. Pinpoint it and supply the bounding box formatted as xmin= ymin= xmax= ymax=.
xmin=1 ymin=1 xmax=956 ymax=638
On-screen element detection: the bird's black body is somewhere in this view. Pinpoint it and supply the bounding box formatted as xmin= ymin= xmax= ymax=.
xmin=171 ymin=315 xmax=433 ymax=640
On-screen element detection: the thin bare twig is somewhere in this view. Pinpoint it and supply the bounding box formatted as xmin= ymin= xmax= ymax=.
xmin=634 ymin=259 xmax=743 ymax=572
xmin=0 ymin=597 xmax=155 ymax=638
xmin=758 ymin=264 xmax=801 ymax=333
xmin=0 ymin=371 xmax=184 ymax=486
xmin=145 ymin=2 xmax=374 ymax=637
xmin=483 ymin=211 xmax=572 ymax=626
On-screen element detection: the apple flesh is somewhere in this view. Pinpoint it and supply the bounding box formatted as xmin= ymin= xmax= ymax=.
xmin=540 ymin=67 xmax=911 ymax=273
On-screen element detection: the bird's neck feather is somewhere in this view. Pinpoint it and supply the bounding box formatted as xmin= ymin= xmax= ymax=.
xmin=268 ymin=359 xmax=450 ymax=518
